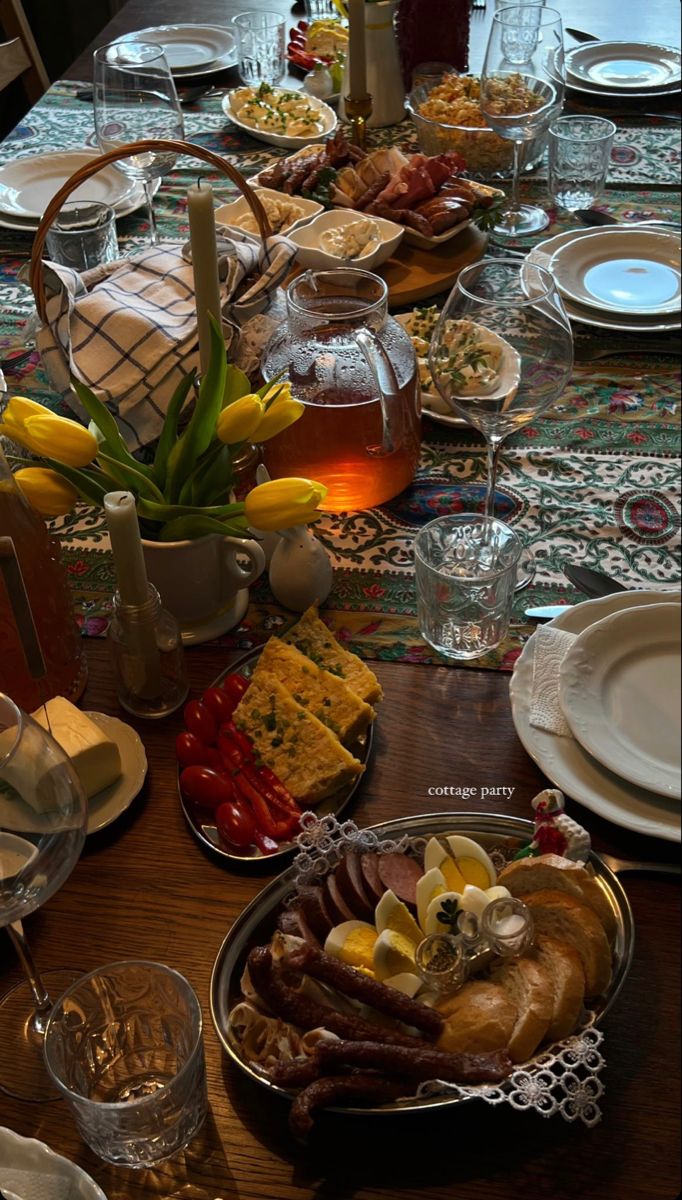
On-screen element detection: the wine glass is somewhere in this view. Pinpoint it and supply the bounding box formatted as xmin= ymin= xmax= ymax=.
xmin=0 ymin=693 xmax=87 ymax=1100
xmin=93 ymin=41 xmax=185 ymax=245
xmin=428 ymin=258 xmax=573 ymax=582
xmin=481 ymin=6 xmax=565 ymax=237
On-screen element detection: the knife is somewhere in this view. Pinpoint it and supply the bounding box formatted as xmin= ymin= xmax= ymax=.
xmin=565 ymin=28 xmax=599 ymax=42
xmin=564 ymin=565 xmax=628 ymax=597
xmin=524 ymin=605 xmax=575 ymax=620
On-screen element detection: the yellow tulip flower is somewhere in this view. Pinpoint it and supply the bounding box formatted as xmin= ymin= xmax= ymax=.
xmin=243 ymin=477 xmax=328 ymax=531
xmin=14 ymin=467 xmax=79 ymax=518
xmin=0 ymin=397 xmax=98 ymax=467
xmin=253 ymin=390 xmax=305 ymax=443
xmin=216 ymin=393 xmax=265 ymax=445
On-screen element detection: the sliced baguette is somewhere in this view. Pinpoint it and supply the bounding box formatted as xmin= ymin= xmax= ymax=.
xmin=490 ymin=954 xmax=554 ymax=1063
xmin=534 ymin=935 xmax=585 ymax=1042
xmin=522 ymin=890 xmax=612 ymax=997
xmin=435 ymin=980 xmax=518 ymax=1055
xmin=498 ymin=854 xmax=616 ymax=942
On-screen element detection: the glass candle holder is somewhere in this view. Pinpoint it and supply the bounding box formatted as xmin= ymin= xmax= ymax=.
xmin=481 ymin=896 xmax=534 ymax=957
xmin=108 ymin=584 xmax=188 ymax=718
xmin=415 ymin=933 xmax=469 ymax=993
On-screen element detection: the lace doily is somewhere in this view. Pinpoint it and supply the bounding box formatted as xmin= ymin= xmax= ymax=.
xmin=289 ymin=815 xmax=607 ymax=1128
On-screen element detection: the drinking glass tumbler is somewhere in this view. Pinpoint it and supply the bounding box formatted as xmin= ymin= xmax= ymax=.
xmin=304 ymin=0 xmax=338 ymax=20
xmin=43 ymin=960 xmax=208 ymax=1168
xmin=45 ymin=201 xmax=118 ymax=272
xmin=233 ymin=11 xmax=286 ymax=87
xmin=548 ymin=115 xmax=617 ymax=213
xmin=415 ymin=515 xmax=521 ymax=659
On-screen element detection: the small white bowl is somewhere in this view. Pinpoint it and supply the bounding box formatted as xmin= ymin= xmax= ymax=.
xmin=221 ymin=87 xmax=337 ymax=149
xmin=214 ymin=186 xmax=323 ymax=241
xmin=287 ymin=208 xmax=404 ymax=270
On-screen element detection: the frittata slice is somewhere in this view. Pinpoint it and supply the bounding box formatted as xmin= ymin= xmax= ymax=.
xmin=234 ymin=671 xmax=364 ymax=805
xmin=283 ymin=607 xmax=383 ymax=705
xmin=252 ymin=638 xmax=375 ymax=745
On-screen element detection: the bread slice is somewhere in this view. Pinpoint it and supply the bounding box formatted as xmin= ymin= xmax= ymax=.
xmin=436 ymin=980 xmax=518 ymax=1055
xmin=283 ymin=606 xmax=383 ymax=705
xmin=498 ymin=854 xmax=616 ymax=942
xmin=234 ymin=672 xmax=363 ymax=805
xmin=252 ymin=637 xmax=375 ymax=745
xmin=490 ymin=955 xmax=554 ymax=1063
xmin=522 ymin=890 xmax=612 ymax=997
xmin=533 ymin=935 xmax=585 ymax=1042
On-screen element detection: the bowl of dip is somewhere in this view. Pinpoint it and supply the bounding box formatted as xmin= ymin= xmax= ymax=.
xmin=287 ymin=208 xmax=404 ymax=269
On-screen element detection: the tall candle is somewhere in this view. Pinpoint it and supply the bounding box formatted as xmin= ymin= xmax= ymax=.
xmin=103 ymin=490 xmax=149 ymax=607
xmin=187 ymin=179 xmax=222 ymax=376
xmin=348 ymin=0 xmax=367 ymax=99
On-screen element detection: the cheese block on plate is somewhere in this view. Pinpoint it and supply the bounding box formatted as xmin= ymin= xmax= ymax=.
xmin=252 ymin=637 xmax=375 ymax=744
xmin=283 ymin=607 xmax=383 ymax=705
xmin=234 ymin=671 xmax=364 ymax=805
xmin=32 ymin=697 xmax=121 ymax=799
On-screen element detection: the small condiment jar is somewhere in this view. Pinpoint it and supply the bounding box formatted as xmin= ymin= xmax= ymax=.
xmin=481 ymin=897 xmax=534 ymax=958
xmin=415 ymin=933 xmax=469 ymax=993
xmin=108 ymin=584 xmax=188 ymax=718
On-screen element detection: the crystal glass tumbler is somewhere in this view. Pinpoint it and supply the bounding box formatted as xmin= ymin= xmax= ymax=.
xmin=415 ymin=514 xmax=521 ymax=659
xmin=233 ymin=11 xmax=286 ymax=86
xmin=548 ymin=115 xmax=617 ymax=213
xmin=43 ymin=960 xmax=208 ymax=1168
xmin=45 ymin=201 xmax=119 ymax=271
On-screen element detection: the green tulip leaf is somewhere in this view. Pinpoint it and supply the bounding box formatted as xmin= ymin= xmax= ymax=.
xmin=152 ymin=368 xmax=196 ymax=489
xmin=137 ymin=497 xmax=244 ymax=522
xmin=41 ymin=458 xmax=111 ymax=507
xmin=159 ymin=514 xmax=250 ymax=542
xmin=165 ymin=315 xmax=227 ymax=502
xmin=191 ymin=443 xmax=234 ymax=507
xmin=71 ymin=379 xmax=155 ymax=479
xmin=223 ymin=363 xmax=252 ymax=409
xmin=96 ymin=452 xmax=165 ymax=502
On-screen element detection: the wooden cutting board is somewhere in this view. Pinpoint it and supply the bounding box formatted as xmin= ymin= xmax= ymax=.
xmin=287 ymin=223 xmax=489 ymax=309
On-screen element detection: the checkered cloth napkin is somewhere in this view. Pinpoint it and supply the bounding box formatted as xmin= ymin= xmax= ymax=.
xmin=33 ymin=232 xmax=296 ymax=450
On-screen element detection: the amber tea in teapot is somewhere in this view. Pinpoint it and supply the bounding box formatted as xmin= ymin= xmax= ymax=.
xmin=262 ymin=270 xmax=421 ymax=512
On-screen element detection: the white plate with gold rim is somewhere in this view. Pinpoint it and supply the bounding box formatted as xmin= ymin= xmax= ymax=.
xmin=550 ymin=228 xmax=681 ymax=318
xmin=510 ymin=590 xmax=682 ymax=842
xmin=559 ymin=604 xmax=681 ymax=801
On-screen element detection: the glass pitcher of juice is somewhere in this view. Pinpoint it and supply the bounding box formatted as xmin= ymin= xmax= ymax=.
xmin=261 ymin=269 xmax=421 ymax=512
xmin=0 ymin=448 xmax=87 ymax=711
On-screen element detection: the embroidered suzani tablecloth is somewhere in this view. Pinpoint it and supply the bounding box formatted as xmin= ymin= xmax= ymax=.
xmin=1 ymin=83 xmax=680 ymax=669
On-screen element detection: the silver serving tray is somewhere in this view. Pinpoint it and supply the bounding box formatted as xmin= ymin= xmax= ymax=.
xmin=210 ymin=811 xmax=634 ymax=1114
xmin=178 ymin=646 xmax=373 ymax=867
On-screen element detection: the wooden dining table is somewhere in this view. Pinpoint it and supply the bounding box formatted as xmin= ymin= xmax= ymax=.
xmin=1 ymin=1 xmax=680 ymax=1197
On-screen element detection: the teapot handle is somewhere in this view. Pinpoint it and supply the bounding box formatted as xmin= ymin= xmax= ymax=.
xmin=355 ymin=328 xmax=403 ymax=456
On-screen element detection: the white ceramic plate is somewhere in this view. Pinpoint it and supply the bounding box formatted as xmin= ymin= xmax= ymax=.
xmin=288 ymin=208 xmax=404 ymax=270
xmin=215 ymin=186 xmax=323 ymax=240
xmin=565 ymin=41 xmax=682 ymax=91
xmin=85 ymin=712 xmax=148 ymax=833
xmin=0 ymin=177 xmax=161 ymax=234
xmin=222 ymin=88 xmax=337 ymax=149
xmin=0 ymin=1126 xmax=107 ymax=1200
xmin=527 ymin=228 xmax=682 ymax=334
xmin=402 ymin=181 xmax=504 ymax=251
xmin=509 ymin=590 xmax=682 ymax=842
xmin=116 ymin=24 xmax=237 ymax=75
xmin=550 ymin=229 xmax=681 ymax=317
xmin=0 ymin=151 xmax=139 ymax=220
xmin=559 ymin=605 xmax=681 ymax=800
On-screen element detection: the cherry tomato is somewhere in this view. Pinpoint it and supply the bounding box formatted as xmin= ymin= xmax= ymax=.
xmin=183 ymin=700 xmax=217 ymax=746
xmin=179 ymin=766 xmax=234 ymax=809
xmin=220 ymin=673 xmax=250 ymax=704
xmin=215 ymin=799 xmax=256 ymax=849
xmin=175 ymin=731 xmax=211 ymax=768
xmin=201 ymin=686 xmax=237 ymax=726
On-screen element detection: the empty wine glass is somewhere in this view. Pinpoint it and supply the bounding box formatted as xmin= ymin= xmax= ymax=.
xmin=93 ymin=41 xmax=185 ymax=245
xmin=481 ymin=6 xmax=565 ymax=237
xmin=428 ymin=258 xmax=573 ymax=582
xmin=0 ymin=693 xmax=87 ymax=1100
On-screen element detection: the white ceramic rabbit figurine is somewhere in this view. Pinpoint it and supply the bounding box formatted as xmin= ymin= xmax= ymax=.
xmin=268 ymin=525 xmax=333 ymax=612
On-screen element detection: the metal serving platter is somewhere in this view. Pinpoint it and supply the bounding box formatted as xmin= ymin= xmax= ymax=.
xmin=178 ymin=646 xmax=373 ymax=868
xmin=210 ymin=811 xmax=634 ymax=1115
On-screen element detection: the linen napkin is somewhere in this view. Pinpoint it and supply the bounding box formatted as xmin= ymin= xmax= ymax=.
xmin=33 ymin=231 xmax=296 ymax=451
xmin=530 ymin=624 xmax=578 ymax=736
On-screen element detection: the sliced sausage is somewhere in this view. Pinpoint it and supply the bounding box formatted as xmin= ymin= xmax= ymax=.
xmin=360 ymin=852 xmax=385 ymax=904
xmin=324 ymin=874 xmax=357 ymax=924
xmin=277 ymin=906 xmax=321 ymax=949
xmin=334 ymin=851 xmax=375 ymax=920
xmin=377 ymin=853 xmax=422 ymax=906
xmin=298 ymin=886 xmax=334 ymax=941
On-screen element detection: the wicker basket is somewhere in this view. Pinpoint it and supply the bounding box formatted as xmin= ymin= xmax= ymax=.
xmin=28 ymin=138 xmax=273 ymax=322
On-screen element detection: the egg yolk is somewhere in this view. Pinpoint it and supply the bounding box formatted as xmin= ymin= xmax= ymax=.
xmin=440 ymin=858 xmax=467 ymax=893
xmin=339 ymin=927 xmax=377 ymax=971
xmin=457 ymin=856 xmax=491 ymax=889
xmin=383 ymin=903 xmax=423 ymax=946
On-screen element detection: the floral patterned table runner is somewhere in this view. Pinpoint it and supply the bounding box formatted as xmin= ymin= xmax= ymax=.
xmin=1 ymin=83 xmax=680 ymax=669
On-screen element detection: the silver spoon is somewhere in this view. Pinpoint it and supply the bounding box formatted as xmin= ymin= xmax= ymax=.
xmin=599 ymin=853 xmax=681 ymax=877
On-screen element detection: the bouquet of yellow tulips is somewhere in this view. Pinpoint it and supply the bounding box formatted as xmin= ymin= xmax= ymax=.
xmin=2 ymin=316 xmax=327 ymax=540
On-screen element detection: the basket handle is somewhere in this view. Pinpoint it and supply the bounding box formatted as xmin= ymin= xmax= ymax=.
xmin=29 ymin=138 xmax=273 ymax=323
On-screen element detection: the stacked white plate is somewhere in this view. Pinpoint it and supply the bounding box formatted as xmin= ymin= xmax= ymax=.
xmin=510 ymin=591 xmax=682 ymax=841
xmin=0 ymin=150 xmax=159 ymax=233
xmin=115 ymin=24 xmax=237 ymax=76
xmin=527 ymin=226 xmax=681 ymax=333
xmin=565 ymin=40 xmax=682 ymax=100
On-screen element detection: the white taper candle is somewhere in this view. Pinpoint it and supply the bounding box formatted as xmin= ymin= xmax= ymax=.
xmin=187 ymin=179 xmax=222 ymax=376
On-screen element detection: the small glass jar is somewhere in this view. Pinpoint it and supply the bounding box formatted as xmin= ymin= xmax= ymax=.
xmin=481 ymin=897 xmax=534 ymax=958
xmin=108 ymin=584 xmax=188 ymax=718
xmin=415 ymin=933 xmax=469 ymax=993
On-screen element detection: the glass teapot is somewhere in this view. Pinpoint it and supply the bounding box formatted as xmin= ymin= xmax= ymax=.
xmin=261 ymin=269 xmax=421 ymax=512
